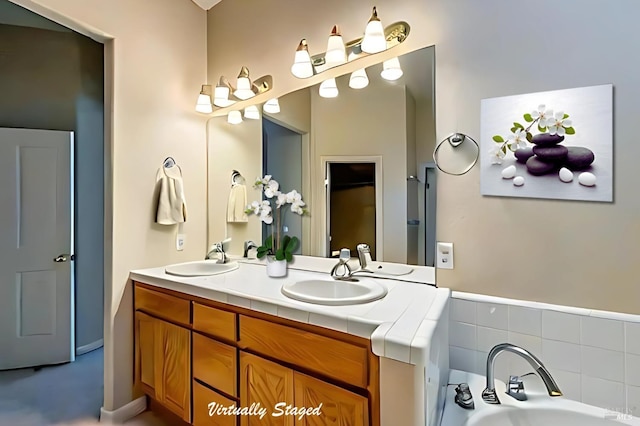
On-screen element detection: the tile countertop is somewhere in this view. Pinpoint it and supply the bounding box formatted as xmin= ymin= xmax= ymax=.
xmin=130 ymin=256 xmax=449 ymax=366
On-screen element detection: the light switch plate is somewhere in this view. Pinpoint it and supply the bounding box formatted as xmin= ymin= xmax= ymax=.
xmin=436 ymin=242 xmax=453 ymax=269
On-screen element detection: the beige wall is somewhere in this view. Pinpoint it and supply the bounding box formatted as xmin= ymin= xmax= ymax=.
xmin=10 ymin=0 xmax=207 ymax=411
xmin=207 ymin=0 xmax=640 ymax=314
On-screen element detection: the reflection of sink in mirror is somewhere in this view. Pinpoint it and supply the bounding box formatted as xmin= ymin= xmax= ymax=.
xmin=360 ymin=262 xmax=413 ymax=277
xmin=207 ymin=46 xmax=437 ymax=267
xmin=165 ymin=260 xmax=238 ymax=277
xmin=281 ymin=278 xmax=387 ymax=306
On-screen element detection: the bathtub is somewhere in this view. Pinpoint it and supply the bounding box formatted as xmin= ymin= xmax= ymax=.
xmin=440 ymin=369 xmax=639 ymax=426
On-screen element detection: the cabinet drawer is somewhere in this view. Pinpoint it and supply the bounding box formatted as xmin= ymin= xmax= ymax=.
xmin=193 ymin=380 xmax=237 ymax=426
xmin=134 ymin=285 xmax=190 ymax=327
xmin=239 ymin=316 xmax=369 ymax=388
xmin=193 ymin=302 xmax=236 ymax=342
xmin=193 ymin=332 xmax=237 ymax=397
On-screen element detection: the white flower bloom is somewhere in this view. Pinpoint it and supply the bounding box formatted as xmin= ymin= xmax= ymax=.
xmin=531 ymin=104 xmax=553 ymax=128
xmin=249 ymin=200 xmax=261 ymax=214
xmin=547 ymin=111 xmax=572 ymax=136
xmin=262 ymin=175 xmax=272 ymax=184
xmin=263 ymin=180 xmax=280 ymax=198
xmin=506 ymin=128 xmax=528 ymax=150
xmin=260 ymin=211 xmax=273 ymax=224
xmin=488 ymin=146 xmax=506 ymax=165
xmin=285 ymin=189 xmax=302 ymax=204
xmin=276 ymin=192 xmax=287 ymax=207
xmin=291 ymin=203 xmax=303 ymax=215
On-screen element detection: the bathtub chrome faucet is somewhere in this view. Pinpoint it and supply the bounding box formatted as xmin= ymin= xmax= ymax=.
xmin=481 ymin=343 xmax=563 ymax=404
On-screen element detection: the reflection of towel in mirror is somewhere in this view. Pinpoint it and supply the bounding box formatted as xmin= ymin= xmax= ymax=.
xmin=227 ymin=183 xmax=248 ymax=223
xmin=155 ymin=165 xmax=187 ymax=225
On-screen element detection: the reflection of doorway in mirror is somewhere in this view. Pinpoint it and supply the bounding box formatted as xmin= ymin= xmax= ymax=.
xmin=327 ymin=162 xmax=377 ymax=259
xmin=262 ymin=119 xmax=303 ymax=254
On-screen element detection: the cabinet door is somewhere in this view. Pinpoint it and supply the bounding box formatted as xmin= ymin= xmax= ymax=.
xmin=135 ymin=311 xmax=157 ymax=396
xmin=155 ymin=318 xmax=191 ymax=423
xmin=240 ymin=352 xmax=294 ymax=426
xmin=193 ymin=380 xmax=237 ymax=426
xmin=294 ymin=372 xmax=369 ymax=426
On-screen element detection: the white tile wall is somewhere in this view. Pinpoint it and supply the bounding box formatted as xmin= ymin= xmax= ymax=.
xmin=449 ymin=294 xmax=640 ymax=415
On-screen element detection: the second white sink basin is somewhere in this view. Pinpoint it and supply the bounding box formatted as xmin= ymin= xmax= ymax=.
xmin=281 ymin=278 xmax=387 ymax=306
xmin=165 ymin=260 xmax=238 ymax=277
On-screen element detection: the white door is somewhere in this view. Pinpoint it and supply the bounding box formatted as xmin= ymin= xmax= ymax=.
xmin=0 ymin=128 xmax=74 ymax=370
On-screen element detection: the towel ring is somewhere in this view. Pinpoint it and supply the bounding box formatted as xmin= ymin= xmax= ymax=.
xmin=163 ymin=157 xmax=176 ymax=168
xmin=231 ymin=170 xmax=245 ymax=185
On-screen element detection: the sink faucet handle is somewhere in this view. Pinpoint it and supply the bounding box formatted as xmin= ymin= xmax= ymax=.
xmin=356 ymin=243 xmax=372 ymax=269
xmin=243 ymin=240 xmax=257 ymax=258
xmin=506 ymin=375 xmax=527 ymax=401
xmin=331 ymin=248 xmax=354 ymax=280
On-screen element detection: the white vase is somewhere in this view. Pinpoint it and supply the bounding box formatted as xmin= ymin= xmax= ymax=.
xmin=266 ymin=256 xmax=287 ymax=277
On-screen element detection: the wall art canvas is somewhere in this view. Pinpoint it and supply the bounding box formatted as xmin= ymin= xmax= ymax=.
xmin=480 ymin=84 xmax=613 ymax=202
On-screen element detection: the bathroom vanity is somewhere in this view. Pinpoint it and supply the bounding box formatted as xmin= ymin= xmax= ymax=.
xmin=130 ymin=257 xmax=449 ymax=425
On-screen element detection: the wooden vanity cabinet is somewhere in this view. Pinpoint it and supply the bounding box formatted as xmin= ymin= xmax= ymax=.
xmin=133 ymin=282 xmax=379 ymax=426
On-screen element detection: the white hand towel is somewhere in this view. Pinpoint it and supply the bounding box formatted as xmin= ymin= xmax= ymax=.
xmin=155 ymin=165 xmax=187 ymax=225
xmin=227 ymin=183 xmax=248 ymax=223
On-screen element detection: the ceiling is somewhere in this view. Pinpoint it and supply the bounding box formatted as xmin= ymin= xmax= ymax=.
xmin=191 ymin=0 xmax=222 ymax=10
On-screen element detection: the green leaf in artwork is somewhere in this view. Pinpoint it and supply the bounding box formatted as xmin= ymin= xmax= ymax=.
xmin=492 ymin=135 xmax=504 ymax=143
xmin=526 ymin=132 xmax=533 ymax=142
xmin=563 ymin=113 xmax=570 ymax=119
xmin=538 ymin=125 xmax=547 ymax=133
xmin=565 ymin=127 xmax=576 ymax=135
xmin=513 ymin=122 xmax=524 ymax=130
xmin=523 ymin=113 xmax=533 ymax=122
xmin=508 ymin=143 xmax=517 ymax=152
xmin=501 ymin=146 xmax=507 ymax=154
xmin=510 ymin=127 xmax=517 ymax=133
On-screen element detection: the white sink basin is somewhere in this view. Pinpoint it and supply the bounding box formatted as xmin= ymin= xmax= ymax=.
xmin=165 ymin=260 xmax=238 ymax=277
xmin=363 ymin=262 xmax=413 ymax=276
xmin=281 ymin=278 xmax=387 ymax=306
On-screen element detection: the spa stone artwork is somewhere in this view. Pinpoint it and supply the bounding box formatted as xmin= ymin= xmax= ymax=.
xmin=480 ymin=84 xmax=613 ymax=202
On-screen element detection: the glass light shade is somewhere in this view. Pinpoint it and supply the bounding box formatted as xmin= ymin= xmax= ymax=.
xmin=325 ymin=26 xmax=346 ymax=68
xmin=244 ymin=105 xmax=260 ymax=120
xmin=227 ymin=110 xmax=243 ymax=124
xmin=291 ymin=40 xmax=314 ymax=78
xmin=195 ymin=93 xmax=212 ymax=113
xmin=213 ymin=85 xmax=235 ymax=107
xmin=263 ymin=98 xmax=280 ymax=114
xmin=349 ymin=68 xmax=369 ymax=89
xmin=381 ymin=57 xmax=403 ymax=81
xmin=361 ymin=7 xmax=386 ymax=54
xmin=234 ymin=76 xmax=255 ymax=100
xmin=319 ymin=78 xmax=339 ymax=98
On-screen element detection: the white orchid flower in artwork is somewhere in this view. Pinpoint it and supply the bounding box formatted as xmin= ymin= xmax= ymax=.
xmin=264 ymin=179 xmax=280 ymax=198
xmin=506 ymin=128 xmax=528 ymax=150
xmin=488 ymin=146 xmax=506 ymax=165
xmin=547 ymin=111 xmax=572 ymax=136
xmin=531 ymin=104 xmax=553 ymax=128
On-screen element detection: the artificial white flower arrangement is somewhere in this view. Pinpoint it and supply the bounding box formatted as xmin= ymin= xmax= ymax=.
xmin=245 ymin=175 xmax=308 ymax=262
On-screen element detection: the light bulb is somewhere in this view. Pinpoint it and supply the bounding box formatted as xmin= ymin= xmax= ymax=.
xmin=349 ymin=68 xmax=369 ymax=89
xmin=319 ymin=78 xmax=339 ymax=98
xmin=361 ymin=7 xmax=386 ymax=54
xmin=227 ymin=110 xmax=243 ymax=124
xmin=291 ymin=39 xmax=314 ymax=78
xmin=244 ymin=105 xmax=260 ymax=120
xmin=324 ymin=25 xmax=346 ymax=68
xmin=381 ymin=57 xmax=403 ymax=81
xmin=263 ymin=98 xmax=280 ymax=114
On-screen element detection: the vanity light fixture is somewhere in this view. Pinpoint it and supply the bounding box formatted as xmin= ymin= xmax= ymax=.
xmin=291 ymin=39 xmax=314 ymax=79
xmin=213 ymin=77 xmax=236 ymax=108
xmin=233 ymin=66 xmax=255 ymax=100
xmin=263 ymin=98 xmax=280 ymax=114
xmin=319 ymin=78 xmax=339 ymax=98
xmin=195 ymin=84 xmax=213 ymax=113
xmin=244 ymin=105 xmax=260 ymax=120
xmin=361 ymin=7 xmax=386 ymax=54
xmin=349 ymin=68 xmax=369 ymax=89
xmin=324 ymin=25 xmax=347 ymax=68
xmin=227 ymin=110 xmax=243 ymax=124
xmin=381 ymin=56 xmax=403 ymax=81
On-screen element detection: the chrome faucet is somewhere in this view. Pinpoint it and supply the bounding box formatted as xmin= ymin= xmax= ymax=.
xmin=206 ymin=238 xmax=231 ymax=264
xmin=330 ymin=248 xmax=355 ymax=280
xmin=356 ymin=243 xmax=372 ymax=271
xmin=243 ymin=240 xmax=258 ymax=258
xmin=481 ymin=343 xmax=562 ymax=404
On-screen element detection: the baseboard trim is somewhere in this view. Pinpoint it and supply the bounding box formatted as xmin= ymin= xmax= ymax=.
xmin=99 ymin=396 xmax=147 ymax=424
xmin=76 ymin=338 xmax=104 ymax=355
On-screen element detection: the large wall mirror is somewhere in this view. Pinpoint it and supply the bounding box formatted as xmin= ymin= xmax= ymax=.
xmin=207 ymin=46 xmax=436 ymax=266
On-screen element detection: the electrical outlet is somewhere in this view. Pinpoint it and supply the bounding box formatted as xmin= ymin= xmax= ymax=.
xmin=176 ymin=234 xmax=186 ymax=251
xmin=436 ymin=242 xmax=453 ymax=269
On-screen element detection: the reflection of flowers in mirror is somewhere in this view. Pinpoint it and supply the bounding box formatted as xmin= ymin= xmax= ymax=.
xmin=245 ymin=175 xmax=308 ymax=262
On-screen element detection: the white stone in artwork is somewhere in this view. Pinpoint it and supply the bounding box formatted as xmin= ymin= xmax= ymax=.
xmin=513 ymin=176 xmax=525 ymax=186
xmin=578 ymin=172 xmax=597 ymax=187
xmin=559 ymin=167 xmax=574 ymax=183
xmin=501 ymin=165 xmax=516 ymax=179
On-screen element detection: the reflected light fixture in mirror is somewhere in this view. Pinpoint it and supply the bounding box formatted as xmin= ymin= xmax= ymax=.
xmin=227 ymin=110 xmax=243 ymax=124
xmin=233 ymin=66 xmax=255 ymax=100
xmin=325 ymin=25 xmax=346 ymax=68
xmin=195 ymin=84 xmax=213 ymax=113
xmin=214 ymin=77 xmax=236 ymax=107
xmin=263 ymin=98 xmax=280 ymax=114
xmin=244 ymin=105 xmax=260 ymax=120
xmin=291 ymin=39 xmax=314 ymax=78
xmin=361 ymin=7 xmax=386 ymax=54
xmin=319 ymin=78 xmax=339 ymax=98
xmin=349 ymin=68 xmax=369 ymax=89
xmin=381 ymin=57 xmax=403 ymax=81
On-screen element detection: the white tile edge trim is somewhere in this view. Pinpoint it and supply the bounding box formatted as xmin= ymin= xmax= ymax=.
xmin=451 ymin=291 xmax=640 ymax=324
xmin=99 ymin=396 xmax=147 ymax=424
xmin=76 ymin=338 xmax=104 ymax=356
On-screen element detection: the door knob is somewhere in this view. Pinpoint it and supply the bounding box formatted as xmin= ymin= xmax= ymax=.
xmin=53 ymin=254 xmax=74 ymax=263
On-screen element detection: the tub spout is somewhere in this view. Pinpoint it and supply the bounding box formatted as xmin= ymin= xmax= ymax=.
xmin=482 ymin=343 xmax=562 ymax=404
